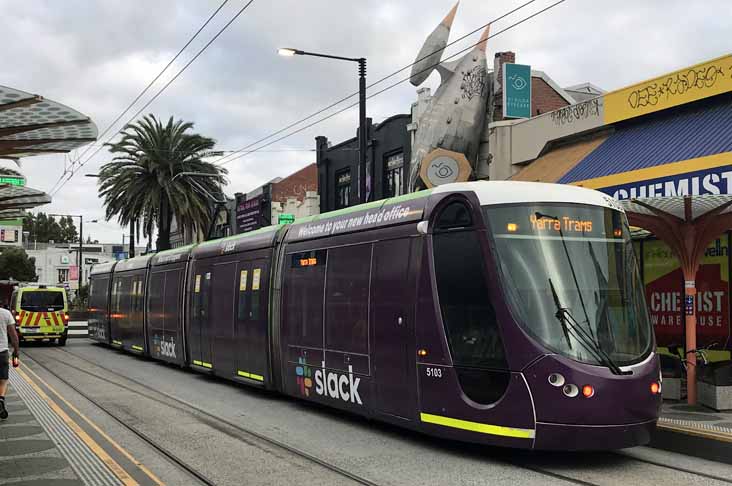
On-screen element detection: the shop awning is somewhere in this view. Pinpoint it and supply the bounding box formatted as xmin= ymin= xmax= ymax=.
xmin=0 ymin=184 xmax=51 ymax=210
xmin=511 ymin=134 xmax=608 ymax=182
xmin=0 ymin=85 xmax=98 ymax=161
xmin=559 ymin=98 xmax=732 ymax=187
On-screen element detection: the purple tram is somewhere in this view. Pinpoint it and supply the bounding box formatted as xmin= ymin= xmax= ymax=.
xmin=88 ymin=181 xmax=662 ymax=450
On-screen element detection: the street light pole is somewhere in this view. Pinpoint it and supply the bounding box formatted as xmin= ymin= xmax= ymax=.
xmin=278 ymin=48 xmax=369 ymax=204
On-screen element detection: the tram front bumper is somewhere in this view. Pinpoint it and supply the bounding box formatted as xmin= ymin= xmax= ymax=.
xmin=532 ymin=419 xmax=657 ymax=450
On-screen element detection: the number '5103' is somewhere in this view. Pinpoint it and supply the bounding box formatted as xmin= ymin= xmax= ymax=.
xmin=425 ymin=367 xmax=443 ymax=378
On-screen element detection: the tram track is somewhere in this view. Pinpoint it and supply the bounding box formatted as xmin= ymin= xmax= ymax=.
xmin=24 ymin=347 xmax=383 ymax=486
xmin=22 ymin=349 xmax=218 ymax=486
xmin=31 ymin=345 xmax=732 ymax=486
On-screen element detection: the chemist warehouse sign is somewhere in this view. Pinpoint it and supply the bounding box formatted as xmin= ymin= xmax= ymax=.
xmin=576 ymin=154 xmax=732 ymax=201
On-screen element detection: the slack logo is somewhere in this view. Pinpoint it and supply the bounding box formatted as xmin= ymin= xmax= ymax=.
xmin=314 ymin=361 xmax=362 ymax=405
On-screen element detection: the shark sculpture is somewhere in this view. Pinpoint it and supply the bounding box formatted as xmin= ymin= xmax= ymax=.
xmin=408 ymin=3 xmax=490 ymax=190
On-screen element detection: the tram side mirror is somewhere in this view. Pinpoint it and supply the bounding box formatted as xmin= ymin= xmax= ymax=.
xmin=417 ymin=221 xmax=429 ymax=234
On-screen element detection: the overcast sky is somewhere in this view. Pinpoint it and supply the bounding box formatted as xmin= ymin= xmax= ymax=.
xmin=2 ymin=0 xmax=731 ymax=244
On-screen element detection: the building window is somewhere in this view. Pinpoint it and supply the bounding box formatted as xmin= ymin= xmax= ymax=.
xmin=384 ymin=152 xmax=404 ymax=198
xmin=57 ymin=268 xmax=69 ymax=284
xmin=335 ymin=169 xmax=351 ymax=209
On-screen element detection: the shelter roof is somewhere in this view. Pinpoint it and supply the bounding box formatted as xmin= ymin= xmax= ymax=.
xmin=0 ymin=183 xmax=51 ymax=210
xmin=0 ymin=85 xmax=98 ymax=161
xmin=619 ymin=194 xmax=732 ymax=220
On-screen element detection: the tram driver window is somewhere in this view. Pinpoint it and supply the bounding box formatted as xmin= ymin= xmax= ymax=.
xmin=433 ymin=202 xmax=507 ymax=369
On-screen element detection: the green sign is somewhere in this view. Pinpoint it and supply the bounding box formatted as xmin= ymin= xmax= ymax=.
xmin=278 ymin=213 xmax=295 ymax=225
xmin=0 ymin=176 xmax=25 ymax=186
xmin=502 ymin=63 xmax=532 ymax=119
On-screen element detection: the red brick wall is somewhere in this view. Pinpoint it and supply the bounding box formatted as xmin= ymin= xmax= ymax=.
xmin=271 ymin=163 xmax=317 ymax=204
xmin=532 ymin=77 xmax=570 ymax=116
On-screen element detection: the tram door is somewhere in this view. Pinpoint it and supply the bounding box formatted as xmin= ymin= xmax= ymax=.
xmin=372 ymin=238 xmax=415 ymax=419
xmin=234 ymin=259 xmax=269 ymax=382
xmin=191 ymin=267 xmax=214 ymax=368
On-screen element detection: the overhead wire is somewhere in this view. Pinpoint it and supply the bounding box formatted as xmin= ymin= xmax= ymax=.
xmin=212 ymin=0 xmax=540 ymax=166
xmin=219 ymin=0 xmax=567 ymax=167
xmin=47 ymin=0 xmax=232 ymax=195
xmin=51 ymin=0 xmax=257 ymax=197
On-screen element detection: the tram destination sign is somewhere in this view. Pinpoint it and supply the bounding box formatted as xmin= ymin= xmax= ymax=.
xmin=291 ymin=197 xmax=429 ymax=241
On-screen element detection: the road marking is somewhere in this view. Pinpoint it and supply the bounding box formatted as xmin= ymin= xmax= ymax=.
xmin=420 ymin=412 xmax=536 ymax=439
xmin=21 ymin=363 xmax=166 ymax=486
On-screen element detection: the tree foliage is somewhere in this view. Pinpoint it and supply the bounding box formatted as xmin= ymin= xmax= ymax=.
xmin=23 ymin=213 xmax=78 ymax=243
xmin=98 ymin=114 xmax=227 ymax=251
xmin=0 ymin=248 xmax=37 ymax=282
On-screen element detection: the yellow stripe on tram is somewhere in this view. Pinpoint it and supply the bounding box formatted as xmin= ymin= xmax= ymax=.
xmin=192 ymin=360 xmax=203 ymax=366
xmin=202 ymin=362 xmax=212 ymax=369
xmin=131 ymin=345 xmax=143 ymax=352
xmin=419 ymin=412 xmax=535 ymax=439
xmin=237 ymin=370 xmax=264 ymax=382
xmin=112 ymin=340 xmax=122 ymax=346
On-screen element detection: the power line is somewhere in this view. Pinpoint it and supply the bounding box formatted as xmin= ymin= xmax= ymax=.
xmin=51 ymin=0 xmax=257 ymax=197
xmin=48 ymin=0 xmax=231 ymax=195
xmin=219 ymin=0 xmax=567 ymax=167
xmin=212 ymin=0 xmax=540 ymax=166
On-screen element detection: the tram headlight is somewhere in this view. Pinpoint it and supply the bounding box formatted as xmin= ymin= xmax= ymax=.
xmin=650 ymin=382 xmax=660 ymax=394
xmin=562 ymin=384 xmax=579 ymax=398
xmin=548 ymin=373 xmax=565 ymax=387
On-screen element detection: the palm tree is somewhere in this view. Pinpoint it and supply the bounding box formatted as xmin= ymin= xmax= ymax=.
xmin=98 ymin=114 xmax=227 ymax=251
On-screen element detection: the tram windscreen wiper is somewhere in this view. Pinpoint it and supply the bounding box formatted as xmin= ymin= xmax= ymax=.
xmin=548 ymin=278 xmax=630 ymax=376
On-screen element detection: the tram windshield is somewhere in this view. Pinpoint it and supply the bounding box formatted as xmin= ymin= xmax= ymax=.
xmin=484 ymin=203 xmax=653 ymax=367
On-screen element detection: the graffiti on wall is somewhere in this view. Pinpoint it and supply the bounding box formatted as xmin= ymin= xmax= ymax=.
xmin=627 ymin=64 xmax=725 ymax=110
xmin=550 ymin=98 xmax=601 ymax=126
xmin=604 ymin=54 xmax=732 ymax=124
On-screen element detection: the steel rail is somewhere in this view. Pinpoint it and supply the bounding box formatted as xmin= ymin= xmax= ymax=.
xmin=36 ymin=346 xmax=616 ymax=486
xmin=26 ymin=348 xmax=382 ymax=486
xmin=21 ymin=350 xmax=217 ymax=486
xmin=50 ymin=346 xmax=732 ymax=485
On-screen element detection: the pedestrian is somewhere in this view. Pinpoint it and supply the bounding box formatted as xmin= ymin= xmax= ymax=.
xmin=0 ymin=302 xmax=20 ymax=420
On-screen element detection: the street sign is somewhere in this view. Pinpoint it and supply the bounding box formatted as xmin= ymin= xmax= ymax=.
xmin=0 ymin=176 xmax=24 ymax=186
xmin=503 ymin=63 xmax=532 ymax=119
xmin=278 ymin=213 xmax=295 ymax=225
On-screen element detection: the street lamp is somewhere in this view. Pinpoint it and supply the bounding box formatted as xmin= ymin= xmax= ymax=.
xmin=278 ymin=47 xmax=369 ymax=204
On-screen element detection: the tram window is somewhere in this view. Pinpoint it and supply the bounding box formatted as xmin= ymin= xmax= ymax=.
xmin=325 ymin=245 xmax=371 ymax=354
xmin=434 ymin=201 xmax=473 ymax=230
xmin=148 ymin=273 xmax=164 ymax=327
xmin=251 ymin=268 xmax=261 ymax=320
xmin=284 ymin=253 xmax=326 ymax=348
xmin=433 ymin=230 xmax=507 ymax=369
xmin=237 ymin=269 xmax=248 ymax=321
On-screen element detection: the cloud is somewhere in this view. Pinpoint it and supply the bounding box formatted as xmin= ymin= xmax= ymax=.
xmin=2 ymin=0 xmax=730 ymax=243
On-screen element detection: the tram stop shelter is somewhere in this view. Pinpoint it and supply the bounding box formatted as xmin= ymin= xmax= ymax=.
xmin=0 ymin=84 xmax=97 ymax=236
xmin=489 ymin=53 xmax=732 ymax=406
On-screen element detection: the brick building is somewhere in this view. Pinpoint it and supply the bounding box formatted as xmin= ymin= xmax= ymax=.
xmin=209 ymin=163 xmax=319 ymax=238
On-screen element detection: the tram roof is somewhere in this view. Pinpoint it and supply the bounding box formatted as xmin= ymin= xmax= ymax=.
xmin=192 ymin=224 xmax=282 ymax=260
xmin=433 ymin=181 xmax=622 ymax=210
xmin=89 ymin=261 xmax=117 ymax=276
xmin=149 ymin=243 xmax=196 ymax=267
xmin=114 ymin=254 xmax=154 ymax=273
